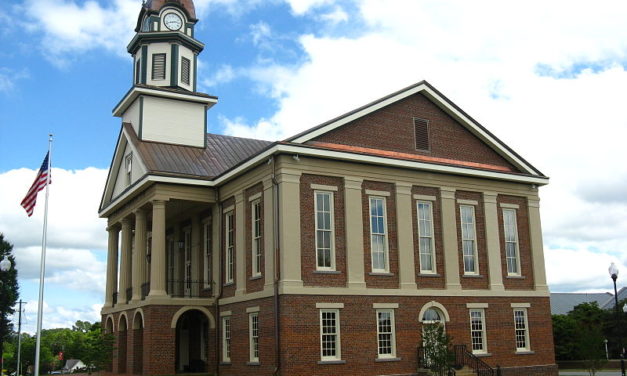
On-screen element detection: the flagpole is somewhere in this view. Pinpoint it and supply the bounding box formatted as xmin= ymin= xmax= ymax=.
xmin=34 ymin=134 xmax=52 ymax=376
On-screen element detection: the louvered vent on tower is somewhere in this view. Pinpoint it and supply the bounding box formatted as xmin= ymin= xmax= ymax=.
xmin=152 ymin=53 xmax=166 ymax=80
xmin=181 ymin=57 xmax=191 ymax=85
xmin=414 ymin=118 xmax=430 ymax=151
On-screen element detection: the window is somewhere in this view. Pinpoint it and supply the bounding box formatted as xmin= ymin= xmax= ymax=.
xmin=152 ymin=53 xmax=166 ymax=80
xmin=252 ymin=199 xmax=262 ymax=277
xmin=469 ymin=309 xmax=487 ymax=354
xmin=417 ymin=201 xmax=436 ymax=273
xmin=203 ymin=220 xmax=212 ymax=289
xmin=503 ymin=209 xmax=520 ymax=275
xmin=376 ymin=310 xmax=396 ymax=358
xmin=125 ymin=154 xmax=132 ymax=186
xmin=249 ymin=313 xmax=259 ymax=362
xmin=369 ymin=197 xmax=389 ymax=272
xmin=225 ymin=211 xmax=234 ymax=284
xmin=514 ymin=309 xmax=530 ymax=351
xmin=320 ymin=309 xmax=341 ymax=360
xmin=315 ymin=191 xmax=335 ymax=270
xmin=414 ymin=118 xmax=430 ymax=151
xmin=181 ymin=57 xmax=191 ymax=85
xmin=222 ymin=316 xmax=231 ymax=362
xmin=460 ymin=205 xmax=478 ymax=274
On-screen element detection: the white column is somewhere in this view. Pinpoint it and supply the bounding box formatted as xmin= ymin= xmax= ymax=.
xmin=235 ymin=192 xmax=246 ymax=296
xmin=149 ymin=200 xmax=167 ymax=297
xmin=263 ymin=177 xmax=275 ymax=289
xmin=483 ymin=192 xmax=505 ymax=291
xmin=344 ymin=176 xmax=365 ymax=289
xmin=132 ymin=209 xmax=147 ymax=302
xmin=119 ymin=218 xmax=133 ymax=303
xmin=278 ymin=170 xmax=303 ymax=287
xmin=528 ymin=197 xmax=549 ymax=292
xmin=440 ymin=187 xmax=461 ymax=291
xmin=396 ymin=182 xmax=417 ymax=290
xmin=104 ymin=225 xmax=119 ymax=307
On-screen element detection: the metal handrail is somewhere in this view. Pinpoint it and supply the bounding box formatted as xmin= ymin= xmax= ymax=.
xmin=454 ymin=345 xmax=494 ymax=376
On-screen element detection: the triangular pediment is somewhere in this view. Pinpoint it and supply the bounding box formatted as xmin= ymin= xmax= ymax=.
xmin=287 ymin=81 xmax=544 ymax=177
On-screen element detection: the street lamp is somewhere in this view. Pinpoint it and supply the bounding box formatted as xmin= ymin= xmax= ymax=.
xmin=609 ymin=262 xmax=626 ymax=376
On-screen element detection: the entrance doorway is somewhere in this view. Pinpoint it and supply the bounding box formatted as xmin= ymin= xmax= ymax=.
xmin=175 ymin=310 xmax=209 ymax=373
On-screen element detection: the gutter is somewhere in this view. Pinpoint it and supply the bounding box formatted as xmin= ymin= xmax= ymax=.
xmin=271 ymin=156 xmax=281 ymax=376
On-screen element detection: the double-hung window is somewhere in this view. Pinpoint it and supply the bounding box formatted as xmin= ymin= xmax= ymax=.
xmin=417 ymin=201 xmax=436 ymax=273
xmin=469 ymin=309 xmax=487 ymax=354
xmin=320 ymin=309 xmax=341 ymax=361
xmin=460 ymin=205 xmax=479 ymax=274
xmin=252 ymin=199 xmax=262 ymax=277
xmin=514 ymin=308 xmax=530 ymax=351
xmin=249 ymin=312 xmax=259 ymax=362
xmin=222 ymin=316 xmax=231 ymax=363
xmin=225 ymin=211 xmax=234 ymax=284
xmin=203 ymin=220 xmax=212 ymax=289
xmin=369 ymin=197 xmax=389 ymax=272
xmin=503 ymin=209 xmax=521 ymax=275
xmin=315 ymin=191 xmax=335 ymax=270
xmin=376 ymin=309 xmax=396 ymax=358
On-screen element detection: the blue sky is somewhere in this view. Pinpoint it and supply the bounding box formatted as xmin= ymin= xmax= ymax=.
xmin=2 ymin=0 xmax=627 ymax=333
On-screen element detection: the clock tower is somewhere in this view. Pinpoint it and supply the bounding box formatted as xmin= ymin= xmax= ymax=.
xmin=112 ymin=0 xmax=216 ymax=148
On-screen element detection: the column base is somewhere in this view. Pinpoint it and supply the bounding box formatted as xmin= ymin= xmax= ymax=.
xmin=348 ymin=281 xmax=367 ymax=289
xmin=400 ymin=282 xmax=418 ymax=290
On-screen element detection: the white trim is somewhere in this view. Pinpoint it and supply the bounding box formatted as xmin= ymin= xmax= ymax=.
xmin=220 ymin=310 xmax=232 ymax=317
xmin=246 ymin=306 xmax=260 ymax=313
xmin=310 ymin=183 xmax=338 ymax=191
xmin=222 ymin=205 xmax=234 ymax=214
xmin=469 ymin=308 xmax=488 ymax=354
xmin=249 ymin=312 xmax=259 ymax=363
xmin=510 ymin=303 xmax=531 ymax=308
xmin=376 ymin=309 xmax=397 ymax=359
xmin=457 ymin=199 xmax=478 ymax=205
xmin=225 ymin=211 xmax=235 ymax=284
xmin=500 ymin=203 xmax=520 ymax=209
xmin=366 ymin=189 xmax=391 ymax=197
xmin=251 ymin=199 xmax=262 ymax=277
xmin=417 ymin=200 xmax=437 ymax=274
xmin=221 ymin=316 xmax=231 ymax=363
xmin=466 ymin=303 xmax=489 ymax=308
xmin=413 ymin=194 xmax=436 ymax=201
xmin=315 ymin=190 xmax=336 ymax=271
xmin=373 ymin=303 xmax=399 ymax=309
xmin=113 ymin=86 xmax=217 ymax=117
xmin=418 ymin=301 xmax=450 ymax=322
xmin=248 ymin=192 xmax=262 ymax=202
xmin=316 ymin=302 xmax=344 ymax=309
xmin=319 ymin=309 xmax=341 ymax=361
xmin=513 ymin=307 xmax=531 ymax=351
xmin=369 ymin=196 xmax=390 ymax=273
xmin=460 ymin=204 xmax=479 ymax=275
xmin=503 ymin=208 xmax=522 ymax=276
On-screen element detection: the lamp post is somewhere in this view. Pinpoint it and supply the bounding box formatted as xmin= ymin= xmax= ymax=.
xmin=0 ymin=255 xmax=12 ymax=376
xmin=609 ymin=262 xmax=625 ymax=376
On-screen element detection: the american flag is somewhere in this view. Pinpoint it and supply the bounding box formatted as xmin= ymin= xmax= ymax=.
xmin=21 ymin=152 xmax=51 ymax=217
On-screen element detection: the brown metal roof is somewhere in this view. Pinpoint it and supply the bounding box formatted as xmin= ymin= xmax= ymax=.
xmin=144 ymin=0 xmax=196 ymax=19
xmin=124 ymin=123 xmax=272 ymax=179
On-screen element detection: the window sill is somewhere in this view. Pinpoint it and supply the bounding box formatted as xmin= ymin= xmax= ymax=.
xmin=473 ymin=352 xmax=491 ymax=357
xmin=506 ymin=275 xmax=526 ymax=279
xmin=219 ymin=362 xmax=231 ymax=366
xmin=418 ymin=273 xmax=441 ymax=277
xmin=375 ymin=357 xmax=401 ymax=362
xmin=515 ymin=350 xmax=535 ymax=355
xmin=246 ymin=361 xmax=260 ymax=366
xmin=369 ymin=272 xmax=394 ymax=276
xmin=223 ymin=282 xmax=234 ymax=287
xmin=314 ymin=270 xmax=341 ymax=274
xmin=249 ymin=275 xmax=263 ymax=280
xmin=462 ymin=274 xmax=483 ymax=278
xmin=317 ymin=360 xmax=346 ymax=365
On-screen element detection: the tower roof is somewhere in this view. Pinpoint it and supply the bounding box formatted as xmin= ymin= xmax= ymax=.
xmin=144 ymin=0 xmax=196 ymax=20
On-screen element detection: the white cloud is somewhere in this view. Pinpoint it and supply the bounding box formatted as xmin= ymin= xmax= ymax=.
xmin=202 ymin=64 xmax=237 ymax=87
xmin=0 ymin=67 xmax=30 ymax=93
xmin=15 ymin=301 xmax=102 ymax=334
xmin=286 ymin=0 xmax=335 ymax=15
xmin=319 ymin=6 xmax=348 ymax=24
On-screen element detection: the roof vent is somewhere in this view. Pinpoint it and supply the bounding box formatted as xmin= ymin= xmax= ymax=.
xmin=414 ymin=118 xmax=430 ymax=151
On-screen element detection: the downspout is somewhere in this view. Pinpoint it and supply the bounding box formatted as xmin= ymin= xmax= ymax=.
xmin=271 ymin=156 xmax=281 ymax=376
xmin=214 ymin=188 xmax=222 ymax=376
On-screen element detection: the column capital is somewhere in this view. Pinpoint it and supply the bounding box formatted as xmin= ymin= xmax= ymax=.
xmin=344 ymin=176 xmax=363 ymax=190
xmin=133 ymin=207 xmax=148 ymax=217
xmin=395 ymin=182 xmax=413 ymax=196
xmin=482 ymin=191 xmax=498 ymax=204
xmin=106 ymin=223 xmax=121 ymax=232
xmin=528 ymin=198 xmax=541 ymax=208
xmin=262 ymin=176 xmax=274 ymax=190
xmin=121 ymin=217 xmax=133 ymax=226
xmin=276 ymin=170 xmax=302 ymax=184
xmin=440 ymin=187 xmax=456 ymax=200
xmin=152 ymin=199 xmax=167 ymax=207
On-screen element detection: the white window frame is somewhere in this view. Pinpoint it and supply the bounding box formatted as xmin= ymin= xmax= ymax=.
xmin=460 ymin=205 xmax=479 ymax=275
xmin=249 ymin=312 xmax=259 ymax=363
xmin=203 ymin=219 xmax=212 ymax=289
xmin=252 ymin=199 xmax=262 ymax=277
xmin=319 ymin=309 xmax=341 ymax=361
xmin=503 ymin=208 xmax=521 ymax=276
xmin=225 ymin=211 xmax=234 ymax=284
xmin=369 ymin=196 xmax=389 ymax=273
xmin=376 ymin=309 xmax=397 ymax=359
xmin=314 ymin=191 xmax=335 ymax=271
xmin=513 ymin=308 xmax=531 ymax=352
xmin=222 ymin=316 xmax=231 ymax=363
xmin=469 ymin=309 xmax=487 ymax=354
xmin=417 ymin=200 xmax=437 ymax=274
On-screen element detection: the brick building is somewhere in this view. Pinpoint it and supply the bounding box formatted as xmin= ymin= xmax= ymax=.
xmin=99 ymin=1 xmax=557 ymax=375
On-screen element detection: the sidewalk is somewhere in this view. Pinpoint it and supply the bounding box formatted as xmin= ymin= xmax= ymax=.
xmin=559 ymin=371 xmax=623 ymax=376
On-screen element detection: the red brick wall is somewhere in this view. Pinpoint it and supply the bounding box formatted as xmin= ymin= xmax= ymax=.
xmin=362 ymin=181 xmax=399 ymax=288
xmin=412 ymin=186 xmax=446 ymax=289
xmin=497 ymin=195 xmax=534 ymax=290
xmin=222 ymin=196 xmax=236 ymax=298
xmin=455 ymin=191 xmax=489 ymax=290
xmin=310 ymin=93 xmax=517 ymax=172
xmin=300 ymin=174 xmax=347 ymax=287
xmin=245 ymin=183 xmax=265 ymax=293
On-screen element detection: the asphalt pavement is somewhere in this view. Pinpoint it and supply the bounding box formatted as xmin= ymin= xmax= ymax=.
xmin=559 ymin=371 xmax=624 ymax=376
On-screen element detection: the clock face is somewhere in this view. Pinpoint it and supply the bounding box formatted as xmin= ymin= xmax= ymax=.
xmin=164 ymin=13 xmax=182 ymax=31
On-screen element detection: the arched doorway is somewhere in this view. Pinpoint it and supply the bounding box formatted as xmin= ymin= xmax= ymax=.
xmin=133 ymin=312 xmax=144 ymax=375
xmin=118 ymin=315 xmax=128 ymax=374
xmin=105 ymin=317 xmax=114 ymax=372
xmin=419 ymin=302 xmax=450 ymax=368
xmin=175 ymin=310 xmax=209 ymax=373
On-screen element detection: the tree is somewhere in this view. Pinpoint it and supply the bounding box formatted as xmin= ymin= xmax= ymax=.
xmin=0 ymin=233 xmax=19 ymax=371
xmin=422 ymin=323 xmax=453 ymax=375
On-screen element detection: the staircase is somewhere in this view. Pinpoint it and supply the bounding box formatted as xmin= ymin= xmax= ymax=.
xmin=455 ymin=366 xmax=477 ymax=376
